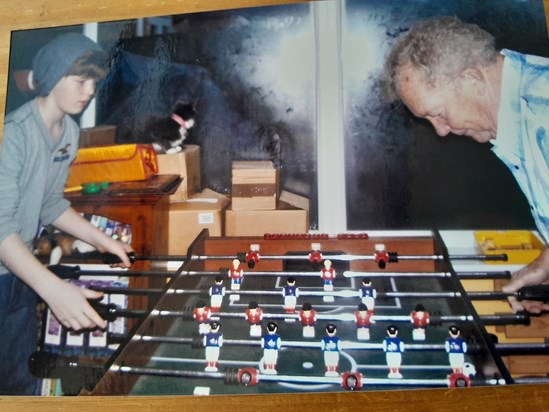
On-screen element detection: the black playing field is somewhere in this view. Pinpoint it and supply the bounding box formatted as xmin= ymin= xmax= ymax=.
xmin=83 ymin=230 xmax=509 ymax=396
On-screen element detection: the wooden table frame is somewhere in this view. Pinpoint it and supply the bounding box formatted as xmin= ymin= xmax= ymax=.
xmin=0 ymin=1 xmax=548 ymax=410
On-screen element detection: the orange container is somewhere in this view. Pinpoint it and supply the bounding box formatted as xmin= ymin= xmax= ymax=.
xmin=67 ymin=144 xmax=158 ymax=187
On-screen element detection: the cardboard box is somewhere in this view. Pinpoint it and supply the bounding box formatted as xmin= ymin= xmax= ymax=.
xmin=79 ymin=125 xmax=116 ymax=148
xmin=225 ymin=200 xmax=308 ymax=236
xmin=157 ymin=144 xmax=201 ymax=201
xmin=168 ymin=188 xmax=229 ymax=254
xmin=231 ymin=160 xmax=278 ymax=210
xmin=279 ymin=190 xmax=310 ymax=212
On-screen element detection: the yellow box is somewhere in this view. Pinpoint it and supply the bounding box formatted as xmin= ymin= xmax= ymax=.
xmin=474 ymin=230 xmax=544 ymax=264
xmin=168 ymin=189 xmax=229 ymax=255
xmin=225 ymin=200 xmax=308 ymax=236
xmin=67 ymin=144 xmax=158 ymax=187
xmin=157 ymin=145 xmax=201 ymax=201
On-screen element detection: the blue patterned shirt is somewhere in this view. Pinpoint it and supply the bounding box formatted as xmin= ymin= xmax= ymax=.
xmin=493 ymin=49 xmax=549 ymax=243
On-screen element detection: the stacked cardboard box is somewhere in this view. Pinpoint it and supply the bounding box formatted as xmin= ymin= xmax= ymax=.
xmin=167 ymin=188 xmax=230 ymax=254
xmin=157 ymin=144 xmax=202 ymax=201
xmin=226 ymin=160 xmax=309 ymax=236
xmin=231 ymin=160 xmax=278 ymax=210
xmin=225 ymin=198 xmax=309 ymax=236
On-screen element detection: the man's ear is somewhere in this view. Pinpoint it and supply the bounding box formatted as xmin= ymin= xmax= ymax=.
xmin=460 ymin=67 xmax=486 ymax=94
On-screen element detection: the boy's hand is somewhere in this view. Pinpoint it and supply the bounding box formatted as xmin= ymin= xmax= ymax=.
xmin=93 ymin=235 xmax=134 ymax=269
xmin=42 ymin=277 xmax=107 ymax=331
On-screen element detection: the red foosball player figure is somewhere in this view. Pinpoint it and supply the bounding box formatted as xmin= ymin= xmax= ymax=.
xmin=246 ymin=301 xmax=263 ymax=337
xmin=445 ymin=325 xmax=467 ymax=374
xmin=261 ymin=321 xmax=281 ymax=375
xmin=410 ymin=303 xmax=430 ymax=341
xmin=308 ymin=243 xmax=323 ymax=267
xmin=193 ymin=300 xmax=212 ymax=335
xmin=320 ymin=259 xmax=336 ymax=302
xmin=204 ymin=321 xmax=223 ymax=372
xmin=245 ymin=244 xmax=260 ymax=269
xmin=374 ymin=244 xmax=389 ymax=269
xmin=321 ymin=323 xmax=341 ymax=377
xmin=299 ymin=302 xmax=317 ymax=338
xmin=283 ymin=277 xmax=299 ymax=314
xmin=359 ymin=278 xmax=377 ymax=311
xmin=209 ymin=276 xmax=225 ymax=312
xmin=383 ymin=325 xmax=404 ymax=379
xmin=228 ymin=258 xmax=244 ymax=293
xmin=354 ymin=303 xmax=374 ymax=340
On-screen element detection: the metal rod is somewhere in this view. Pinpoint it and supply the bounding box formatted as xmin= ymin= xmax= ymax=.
xmin=456 ymin=271 xmax=511 ymax=280
xmin=186 ymin=253 xmax=507 ymax=262
xmin=343 ymin=271 xmax=451 ymax=278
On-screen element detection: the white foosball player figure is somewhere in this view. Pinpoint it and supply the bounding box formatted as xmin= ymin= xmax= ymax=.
xmin=383 ymin=325 xmax=404 ymax=379
xmin=204 ymin=321 xmax=223 ymax=372
xmin=321 ymin=323 xmax=341 ymax=377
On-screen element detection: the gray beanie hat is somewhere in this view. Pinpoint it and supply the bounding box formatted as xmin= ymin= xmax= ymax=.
xmin=32 ymin=33 xmax=103 ymax=95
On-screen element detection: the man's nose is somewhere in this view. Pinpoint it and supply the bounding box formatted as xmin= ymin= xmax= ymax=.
xmin=429 ymin=118 xmax=451 ymax=137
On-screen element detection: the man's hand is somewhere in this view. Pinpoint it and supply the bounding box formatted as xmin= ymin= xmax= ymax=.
xmin=501 ymin=249 xmax=549 ymax=313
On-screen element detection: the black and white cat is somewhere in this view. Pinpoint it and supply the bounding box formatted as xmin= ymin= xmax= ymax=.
xmin=139 ymin=103 xmax=196 ymax=154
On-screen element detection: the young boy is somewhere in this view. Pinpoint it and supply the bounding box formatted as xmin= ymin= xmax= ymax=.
xmin=0 ymin=33 xmax=133 ymax=395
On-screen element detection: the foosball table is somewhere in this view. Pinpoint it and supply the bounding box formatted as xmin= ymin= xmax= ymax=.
xmin=27 ymin=229 xmax=549 ymax=408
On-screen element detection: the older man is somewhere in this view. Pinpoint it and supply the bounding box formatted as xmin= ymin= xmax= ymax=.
xmin=383 ymin=16 xmax=549 ymax=313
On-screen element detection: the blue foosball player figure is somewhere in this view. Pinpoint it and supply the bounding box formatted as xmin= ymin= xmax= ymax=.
xmin=204 ymin=321 xmax=223 ymax=372
xmin=283 ymin=277 xmax=299 ymax=314
xmin=383 ymin=325 xmax=404 ymax=379
xmin=321 ymin=323 xmax=341 ymax=377
xmin=261 ymin=321 xmax=281 ymax=374
xmin=446 ymin=325 xmax=467 ymax=374
xmin=209 ymin=276 xmax=225 ymax=312
xmin=359 ymin=277 xmax=377 ymax=311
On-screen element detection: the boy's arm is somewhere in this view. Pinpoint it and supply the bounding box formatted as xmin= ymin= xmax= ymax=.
xmin=52 ymin=207 xmax=133 ymax=267
xmin=0 ymin=233 xmax=107 ymax=330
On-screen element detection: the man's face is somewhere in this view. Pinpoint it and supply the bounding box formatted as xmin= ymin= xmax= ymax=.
xmin=396 ymin=65 xmax=496 ymax=143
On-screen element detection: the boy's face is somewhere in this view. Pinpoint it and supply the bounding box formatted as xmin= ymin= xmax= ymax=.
xmin=49 ymin=75 xmax=97 ymax=115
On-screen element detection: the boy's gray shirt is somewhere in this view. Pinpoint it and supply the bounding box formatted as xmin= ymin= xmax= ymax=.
xmin=0 ymin=99 xmax=79 ymax=275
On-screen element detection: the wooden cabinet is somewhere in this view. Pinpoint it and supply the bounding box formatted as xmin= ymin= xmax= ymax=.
xmin=65 ymin=174 xmax=181 ymax=308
